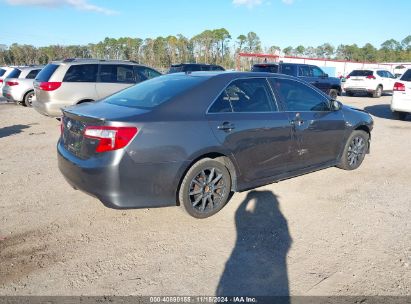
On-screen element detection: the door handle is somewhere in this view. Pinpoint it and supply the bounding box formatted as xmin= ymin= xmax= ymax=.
xmin=290 ymin=113 xmax=304 ymax=126
xmin=217 ymin=122 xmax=235 ymax=132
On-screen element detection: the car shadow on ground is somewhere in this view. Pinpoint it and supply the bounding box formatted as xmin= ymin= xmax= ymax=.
xmin=364 ymin=104 xmax=410 ymax=121
xmin=0 ymin=124 xmax=31 ymax=139
xmin=216 ymin=190 xmax=292 ymax=300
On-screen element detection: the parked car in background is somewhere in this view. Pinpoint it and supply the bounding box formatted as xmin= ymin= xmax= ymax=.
xmin=58 ymin=72 xmax=373 ymax=218
xmin=168 ymin=63 xmax=225 ymax=73
xmin=252 ymin=62 xmax=342 ymax=100
xmin=344 ymin=69 xmax=396 ymax=98
xmin=2 ymin=66 xmax=43 ymax=106
xmin=0 ymin=67 xmax=15 ymax=90
xmin=33 ymin=59 xmax=161 ymax=117
xmin=391 ymin=69 xmax=411 ymax=120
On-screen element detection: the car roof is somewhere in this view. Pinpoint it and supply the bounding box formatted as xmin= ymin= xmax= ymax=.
xmin=253 ymin=63 xmax=279 ymax=66
xmin=171 ymin=63 xmax=222 ymax=67
xmin=164 ymin=71 xmax=297 ymax=81
xmin=50 ymin=58 xmax=150 ymax=67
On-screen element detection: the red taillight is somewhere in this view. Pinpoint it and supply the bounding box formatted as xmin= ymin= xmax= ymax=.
xmin=345 ymin=76 xmax=350 ymax=79
xmin=84 ymin=126 xmax=138 ymax=153
xmin=6 ymin=81 xmax=19 ymax=86
xmin=393 ymin=82 xmax=405 ymax=91
xmin=39 ymin=82 xmax=61 ymax=91
xmin=366 ymin=75 xmax=376 ymax=79
xmin=0 ymin=79 xmax=3 ymax=83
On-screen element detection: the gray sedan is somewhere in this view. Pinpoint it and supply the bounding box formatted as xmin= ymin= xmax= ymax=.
xmin=58 ymin=72 xmax=373 ymax=218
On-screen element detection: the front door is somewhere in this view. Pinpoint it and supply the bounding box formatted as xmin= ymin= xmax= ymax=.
xmin=207 ymin=78 xmax=294 ymax=183
xmin=269 ymin=77 xmax=347 ymax=168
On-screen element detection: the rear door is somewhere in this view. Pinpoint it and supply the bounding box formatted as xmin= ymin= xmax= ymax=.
xmin=61 ymin=64 xmax=99 ymax=103
xmin=269 ymin=77 xmax=347 ymax=168
xmin=310 ymin=66 xmax=331 ymax=94
xmin=207 ymin=77 xmax=294 ymax=182
xmin=95 ymin=64 xmax=136 ymax=99
xmin=384 ymin=70 xmax=396 ymax=91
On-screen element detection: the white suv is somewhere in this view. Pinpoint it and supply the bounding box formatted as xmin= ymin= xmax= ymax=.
xmin=391 ymin=69 xmax=411 ymax=120
xmin=344 ymin=69 xmax=396 ymax=98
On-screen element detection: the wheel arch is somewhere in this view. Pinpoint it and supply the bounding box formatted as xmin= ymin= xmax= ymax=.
xmin=23 ymin=89 xmax=34 ymax=101
xmin=175 ymin=152 xmax=239 ymax=206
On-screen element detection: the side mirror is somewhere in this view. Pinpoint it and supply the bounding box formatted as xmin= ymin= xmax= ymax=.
xmin=323 ymin=73 xmax=329 ymax=78
xmin=331 ymin=100 xmax=341 ymax=111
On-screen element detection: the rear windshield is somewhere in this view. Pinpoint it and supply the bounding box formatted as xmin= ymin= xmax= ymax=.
xmin=0 ymin=69 xmax=6 ymax=77
xmin=400 ymin=69 xmax=411 ymax=82
xmin=349 ymin=70 xmax=373 ymax=77
xmin=35 ymin=64 xmax=59 ymax=82
xmin=7 ymin=68 xmax=21 ymax=79
xmin=104 ymin=75 xmax=207 ymax=109
xmin=252 ymin=65 xmax=279 ymax=73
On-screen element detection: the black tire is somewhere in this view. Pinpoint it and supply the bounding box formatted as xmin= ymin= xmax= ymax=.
xmin=178 ymin=158 xmax=232 ymax=219
xmin=329 ymin=89 xmax=338 ymax=100
xmin=337 ymin=130 xmax=369 ymax=171
xmin=346 ymin=91 xmax=354 ymax=97
xmin=372 ymin=85 xmax=382 ymax=98
xmin=393 ymin=111 xmax=407 ymax=121
xmin=23 ymin=90 xmax=35 ymax=107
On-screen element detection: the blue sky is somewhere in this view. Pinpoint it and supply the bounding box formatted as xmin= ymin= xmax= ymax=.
xmin=1 ymin=0 xmax=411 ymax=49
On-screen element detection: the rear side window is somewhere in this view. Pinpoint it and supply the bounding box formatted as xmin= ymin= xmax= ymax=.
xmin=104 ymin=75 xmax=207 ymax=109
xmin=26 ymin=69 xmax=40 ymax=79
xmin=7 ymin=69 xmax=21 ymax=79
xmin=400 ymin=69 xmax=411 ymax=82
xmin=349 ymin=70 xmax=373 ymax=77
xmin=0 ymin=69 xmax=6 ymax=77
xmin=169 ymin=65 xmax=183 ymax=73
xmin=280 ymin=64 xmax=296 ymax=76
xmin=209 ymin=78 xmax=277 ymax=113
xmin=270 ymin=78 xmax=330 ymax=112
xmin=298 ymin=66 xmax=311 ymax=77
xmin=63 ymin=64 xmax=98 ymax=82
xmin=99 ymin=64 xmax=135 ymax=83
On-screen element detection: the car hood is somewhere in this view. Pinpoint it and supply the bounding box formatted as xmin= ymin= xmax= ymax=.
xmin=63 ymin=101 xmax=150 ymax=122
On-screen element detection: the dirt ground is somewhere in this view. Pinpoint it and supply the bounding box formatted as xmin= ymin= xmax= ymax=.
xmin=0 ymin=95 xmax=410 ymax=296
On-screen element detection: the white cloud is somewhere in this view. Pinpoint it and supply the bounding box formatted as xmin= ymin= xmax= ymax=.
xmin=232 ymin=0 xmax=263 ymax=8
xmin=282 ymin=0 xmax=294 ymax=4
xmin=6 ymin=0 xmax=118 ymax=15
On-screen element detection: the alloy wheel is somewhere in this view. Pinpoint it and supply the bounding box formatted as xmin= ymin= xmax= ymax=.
xmin=347 ymin=136 xmax=366 ymax=167
xmin=188 ymin=167 xmax=227 ymax=213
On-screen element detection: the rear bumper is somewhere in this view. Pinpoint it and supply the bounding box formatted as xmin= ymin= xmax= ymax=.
xmin=2 ymin=88 xmax=22 ymax=102
xmin=57 ymin=141 xmax=188 ymax=209
xmin=33 ymin=99 xmax=64 ymax=117
xmin=391 ymin=94 xmax=411 ymax=113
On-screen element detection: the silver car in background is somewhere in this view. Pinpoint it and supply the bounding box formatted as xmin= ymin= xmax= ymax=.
xmin=0 ymin=67 xmax=15 ymax=91
xmin=33 ymin=58 xmax=161 ymax=117
xmin=2 ymin=66 xmax=43 ymax=106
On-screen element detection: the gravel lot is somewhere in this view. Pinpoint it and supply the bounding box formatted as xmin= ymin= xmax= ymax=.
xmin=0 ymin=95 xmax=410 ymax=296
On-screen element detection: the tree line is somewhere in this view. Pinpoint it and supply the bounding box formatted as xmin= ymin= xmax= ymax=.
xmin=1 ymin=29 xmax=411 ymax=70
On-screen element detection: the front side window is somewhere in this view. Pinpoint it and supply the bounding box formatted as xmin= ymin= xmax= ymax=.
xmin=270 ymin=78 xmax=330 ymax=112
xmin=386 ymin=71 xmax=395 ymax=78
xmin=311 ymin=66 xmax=324 ymax=77
xmin=99 ymin=65 xmax=135 ymax=83
xmin=26 ymin=69 xmax=40 ymax=79
xmin=209 ymin=78 xmax=277 ymax=113
xmin=377 ymin=71 xmax=385 ymax=78
xmin=63 ymin=64 xmax=98 ymax=82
